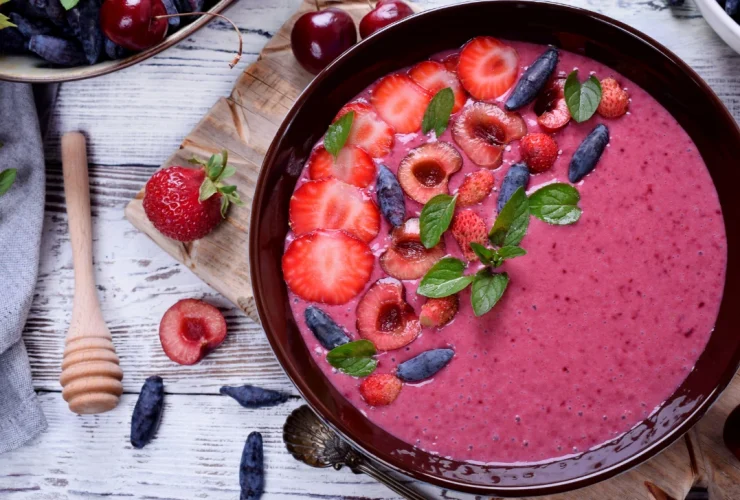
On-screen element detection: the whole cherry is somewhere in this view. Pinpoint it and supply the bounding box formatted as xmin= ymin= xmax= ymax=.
xmin=359 ymin=0 xmax=413 ymax=39
xmin=290 ymin=5 xmax=357 ymax=75
xmin=100 ymin=0 xmax=169 ymax=52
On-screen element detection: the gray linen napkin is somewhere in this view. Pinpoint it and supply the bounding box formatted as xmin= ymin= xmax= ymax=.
xmin=0 ymin=82 xmax=50 ymax=454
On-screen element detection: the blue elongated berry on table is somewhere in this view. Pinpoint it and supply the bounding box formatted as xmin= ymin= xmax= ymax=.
xmin=240 ymin=432 xmax=264 ymax=500
xmin=497 ymin=163 xmax=530 ymax=212
xmin=9 ymin=13 xmax=54 ymax=38
xmin=220 ymin=385 xmax=290 ymax=408
xmin=28 ymin=35 xmax=87 ymax=66
xmin=161 ymin=0 xmax=181 ymax=27
xmin=505 ymin=47 xmax=559 ymax=111
xmin=726 ymin=0 xmax=740 ymax=16
xmin=0 ymin=28 xmax=29 ymax=55
xmin=568 ymin=124 xmax=610 ymax=183
xmin=376 ymin=165 xmax=406 ymax=227
xmin=67 ymin=0 xmax=104 ymax=65
xmin=304 ymin=306 xmax=351 ymax=350
xmin=130 ymin=375 xmax=165 ymax=449
xmin=397 ymin=348 xmax=455 ymax=382
xmin=104 ymin=37 xmax=128 ymax=59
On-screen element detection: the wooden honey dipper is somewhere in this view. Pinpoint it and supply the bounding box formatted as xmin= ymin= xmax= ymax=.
xmin=60 ymin=132 xmax=123 ymax=414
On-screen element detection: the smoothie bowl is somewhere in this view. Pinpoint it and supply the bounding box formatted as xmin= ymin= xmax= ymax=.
xmin=250 ymin=1 xmax=740 ymax=495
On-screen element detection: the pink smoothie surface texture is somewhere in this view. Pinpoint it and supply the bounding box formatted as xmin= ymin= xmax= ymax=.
xmin=284 ymin=41 xmax=727 ymax=464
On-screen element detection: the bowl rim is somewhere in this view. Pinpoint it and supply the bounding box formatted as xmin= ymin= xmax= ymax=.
xmin=695 ymin=0 xmax=740 ymax=38
xmin=0 ymin=0 xmax=236 ymax=84
xmin=251 ymin=0 xmax=740 ymax=494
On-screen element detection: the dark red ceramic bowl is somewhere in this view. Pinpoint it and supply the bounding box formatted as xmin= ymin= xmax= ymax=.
xmin=250 ymin=1 xmax=740 ymax=495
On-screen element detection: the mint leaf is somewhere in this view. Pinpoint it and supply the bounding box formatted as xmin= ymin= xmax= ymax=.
xmin=60 ymin=0 xmax=80 ymax=10
xmin=497 ymin=246 xmax=526 ymax=260
xmin=0 ymin=13 xmax=16 ymax=30
xmin=564 ymin=71 xmax=602 ymax=123
xmin=0 ymin=168 xmax=17 ymax=196
xmin=529 ymin=183 xmax=582 ymax=225
xmin=324 ymin=111 xmax=354 ymax=158
xmin=418 ymin=257 xmax=474 ymax=298
xmin=470 ymin=242 xmax=496 ymax=266
xmin=419 ymin=194 xmax=456 ymax=248
xmin=421 ymin=87 xmax=455 ymax=137
xmin=471 ymin=269 xmax=509 ymax=316
xmin=490 ymin=187 xmax=529 ymax=247
xmin=326 ymin=340 xmax=377 ymax=377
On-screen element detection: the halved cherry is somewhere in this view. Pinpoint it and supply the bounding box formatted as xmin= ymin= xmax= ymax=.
xmin=397 ymin=142 xmax=463 ymax=204
xmin=535 ymin=78 xmax=571 ymax=132
xmin=452 ymin=102 xmax=527 ymax=168
xmin=357 ymin=278 xmax=421 ymax=351
xmin=380 ymin=218 xmax=445 ymax=280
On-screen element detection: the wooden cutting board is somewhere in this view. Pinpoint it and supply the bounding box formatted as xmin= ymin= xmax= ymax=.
xmin=124 ymin=1 xmax=740 ymax=498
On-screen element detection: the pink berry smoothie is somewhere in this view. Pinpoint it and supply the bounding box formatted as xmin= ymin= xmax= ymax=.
xmin=284 ymin=41 xmax=727 ymax=464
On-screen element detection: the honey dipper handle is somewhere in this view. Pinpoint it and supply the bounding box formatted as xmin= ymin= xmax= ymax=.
xmin=62 ymin=132 xmax=105 ymax=339
xmin=60 ymin=132 xmax=122 ymax=415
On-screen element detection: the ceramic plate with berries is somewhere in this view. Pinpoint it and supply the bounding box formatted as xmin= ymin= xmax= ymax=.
xmin=0 ymin=0 xmax=236 ymax=83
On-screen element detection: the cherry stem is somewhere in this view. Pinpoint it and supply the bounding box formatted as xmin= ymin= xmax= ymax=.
xmin=154 ymin=12 xmax=243 ymax=68
xmin=313 ymin=0 xmax=320 ymax=11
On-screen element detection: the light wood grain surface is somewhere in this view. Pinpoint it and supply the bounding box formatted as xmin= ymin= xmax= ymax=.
xmin=2 ymin=0 xmax=740 ymax=498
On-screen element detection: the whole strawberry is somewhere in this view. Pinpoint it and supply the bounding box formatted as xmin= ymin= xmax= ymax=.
xmin=520 ymin=133 xmax=558 ymax=174
xmin=597 ymin=77 xmax=629 ymax=118
xmin=143 ymin=151 xmax=243 ymax=242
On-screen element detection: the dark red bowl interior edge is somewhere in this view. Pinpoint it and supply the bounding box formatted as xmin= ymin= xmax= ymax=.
xmin=250 ymin=1 xmax=740 ymax=496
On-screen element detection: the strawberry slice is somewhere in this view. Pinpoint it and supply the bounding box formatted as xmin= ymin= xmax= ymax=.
xmin=283 ymin=230 xmax=374 ymax=305
xmin=409 ymin=60 xmax=467 ymax=113
xmin=159 ymin=299 xmax=227 ymax=365
xmin=371 ymin=74 xmax=431 ymax=134
xmin=290 ymin=178 xmax=380 ymax=242
xmin=307 ymin=145 xmax=376 ymax=188
xmin=457 ymin=36 xmax=519 ymax=100
xmin=335 ymin=102 xmax=395 ymax=158
xmin=441 ymin=53 xmax=459 ymax=73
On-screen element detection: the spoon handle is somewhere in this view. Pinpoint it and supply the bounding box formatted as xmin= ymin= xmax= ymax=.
xmin=354 ymin=461 xmax=428 ymax=500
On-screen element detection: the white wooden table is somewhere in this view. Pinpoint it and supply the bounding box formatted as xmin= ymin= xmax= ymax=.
xmin=0 ymin=0 xmax=738 ymax=498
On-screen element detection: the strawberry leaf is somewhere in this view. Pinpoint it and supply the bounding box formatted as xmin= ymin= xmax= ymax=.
xmin=0 ymin=168 xmax=17 ymax=196
xmin=199 ymin=178 xmax=218 ymax=202
xmin=324 ymin=111 xmax=354 ymax=158
xmin=216 ymin=165 xmax=236 ymax=182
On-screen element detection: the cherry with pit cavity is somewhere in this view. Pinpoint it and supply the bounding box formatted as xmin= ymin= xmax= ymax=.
xmin=291 ymin=5 xmax=357 ymax=75
xmin=359 ymin=0 xmax=414 ymax=39
xmin=100 ymin=0 xmax=169 ymax=52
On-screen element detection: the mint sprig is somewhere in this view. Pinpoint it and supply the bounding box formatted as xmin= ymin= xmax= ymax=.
xmin=528 ymin=183 xmax=582 ymax=225
xmin=189 ymin=150 xmax=244 ymax=217
xmin=420 ymin=194 xmax=456 ymax=249
xmin=417 ymin=257 xmax=473 ymax=298
xmin=489 ymin=187 xmax=529 ymax=247
xmin=471 ymin=269 xmax=509 ymax=316
xmin=326 ymin=340 xmax=377 ymax=377
xmin=60 ymin=0 xmax=80 ymax=10
xmin=471 ymin=243 xmax=526 ymax=268
xmin=0 ymin=168 xmax=17 ymax=196
xmin=421 ymin=87 xmax=455 ymax=137
xmin=324 ymin=111 xmax=354 ymax=158
xmin=564 ymin=71 xmax=602 ymax=123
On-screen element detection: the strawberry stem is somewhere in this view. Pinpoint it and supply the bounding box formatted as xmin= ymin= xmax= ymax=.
xmin=154 ymin=12 xmax=243 ymax=68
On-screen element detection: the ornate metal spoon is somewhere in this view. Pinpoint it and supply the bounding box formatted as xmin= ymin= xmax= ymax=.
xmin=283 ymin=405 xmax=428 ymax=500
